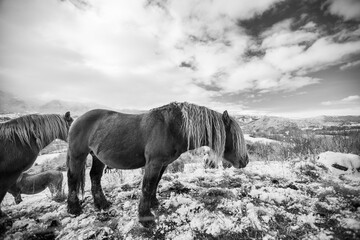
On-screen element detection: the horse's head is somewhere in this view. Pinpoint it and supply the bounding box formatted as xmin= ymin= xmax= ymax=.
xmin=222 ymin=110 xmax=249 ymax=168
xmin=64 ymin=111 xmax=74 ymax=129
xmin=61 ymin=111 xmax=73 ymax=141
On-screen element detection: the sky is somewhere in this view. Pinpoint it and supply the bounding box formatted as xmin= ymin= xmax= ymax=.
xmin=0 ymin=0 xmax=360 ymax=117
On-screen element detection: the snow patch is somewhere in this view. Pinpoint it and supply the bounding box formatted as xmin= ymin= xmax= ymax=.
xmin=244 ymin=134 xmax=280 ymax=144
xmin=317 ymin=151 xmax=360 ymax=175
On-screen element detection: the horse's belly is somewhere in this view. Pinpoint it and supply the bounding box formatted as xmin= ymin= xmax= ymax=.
xmin=96 ymin=150 xmax=146 ymax=170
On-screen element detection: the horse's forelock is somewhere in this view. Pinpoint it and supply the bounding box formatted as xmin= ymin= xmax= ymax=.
xmin=0 ymin=114 xmax=69 ymax=149
xmin=229 ymin=116 xmax=247 ymax=159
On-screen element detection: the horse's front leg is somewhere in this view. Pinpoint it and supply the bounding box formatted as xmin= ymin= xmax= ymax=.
xmin=90 ymin=155 xmax=111 ymax=210
xmin=67 ymin=152 xmax=87 ymax=215
xmin=8 ymin=184 xmax=22 ymax=204
xmin=150 ymin=165 xmax=167 ymax=209
xmin=139 ymin=161 xmax=164 ymax=228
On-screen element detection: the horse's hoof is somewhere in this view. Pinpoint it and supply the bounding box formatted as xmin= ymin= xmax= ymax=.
xmin=0 ymin=215 xmax=13 ymax=235
xmin=67 ymin=204 xmax=82 ymax=215
xmin=0 ymin=211 xmax=7 ymax=218
xmin=95 ymin=200 xmax=111 ymax=211
xmin=139 ymin=216 xmax=156 ymax=228
xmin=68 ymin=207 xmax=82 ymax=215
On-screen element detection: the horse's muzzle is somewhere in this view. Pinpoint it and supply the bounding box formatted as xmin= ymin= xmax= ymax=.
xmin=238 ymin=154 xmax=249 ymax=168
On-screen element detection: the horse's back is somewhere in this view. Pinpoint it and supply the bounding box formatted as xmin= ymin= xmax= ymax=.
xmin=68 ymin=109 xmax=148 ymax=169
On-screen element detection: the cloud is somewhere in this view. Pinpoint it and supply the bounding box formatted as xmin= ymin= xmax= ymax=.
xmin=261 ymin=19 xmax=318 ymax=49
xmin=340 ymin=60 xmax=360 ymax=70
xmin=342 ymin=95 xmax=360 ymax=102
xmin=0 ymin=0 xmax=359 ymax=115
xmin=321 ymin=95 xmax=360 ymax=106
xmin=263 ymin=37 xmax=360 ymax=73
xmin=326 ymin=0 xmax=360 ymax=21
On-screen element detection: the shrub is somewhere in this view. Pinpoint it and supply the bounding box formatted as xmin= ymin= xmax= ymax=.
xmin=166 ymin=160 xmax=185 ymax=173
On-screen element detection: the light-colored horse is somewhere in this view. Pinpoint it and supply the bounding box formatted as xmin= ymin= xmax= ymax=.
xmin=8 ymin=170 xmax=64 ymax=204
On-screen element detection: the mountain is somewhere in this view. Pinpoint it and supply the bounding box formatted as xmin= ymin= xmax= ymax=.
xmin=296 ymin=116 xmax=360 ymax=128
xmin=38 ymin=100 xmax=107 ymax=116
xmin=241 ymin=116 xmax=300 ymax=134
xmin=0 ymin=91 xmax=146 ymax=116
xmin=0 ymin=91 xmax=31 ymax=113
xmin=237 ymin=114 xmax=360 ymax=135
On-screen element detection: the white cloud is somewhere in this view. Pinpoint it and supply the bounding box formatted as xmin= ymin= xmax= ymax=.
xmin=326 ymin=0 xmax=360 ymax=21
xmin=0 ymin=0 xmax=359 ymax=115
xmin=340 ymin=60 xmax=360 ymax=70
xmin=264 ymin=37 xmax=360 ymax=73
xmin=301 ymin=21 xmax=316 ymax=30
xmin=342 ymin=95 xmax=360 ymax=102
xmin=261 ymin=19 xmax=318 ymax=49
xmin=220 ymin=60 xmax=281 ymax=92
xmin=321 ymin=101 xmax=333 ymax=106
xmin=321 ymin=95 xmax=360 ymax=106
xmin=262 ymin=30 xmax=318 ymax=49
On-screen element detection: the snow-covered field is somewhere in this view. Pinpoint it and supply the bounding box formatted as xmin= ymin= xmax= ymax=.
xmin=1 ymin=153 xmax=360 ymax=240
xmin=244 ymin=134 xmax=280 ymax=144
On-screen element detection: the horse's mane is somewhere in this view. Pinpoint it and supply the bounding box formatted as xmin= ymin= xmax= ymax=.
xmin=152 ymin=102 xmax=246 ymax=161
xmin=0 ymin=114 xmax=68 ymax=149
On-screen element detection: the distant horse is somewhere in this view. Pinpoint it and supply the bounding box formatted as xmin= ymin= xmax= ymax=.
xmin=8 ymin=170 xmax=64 ymax=204
xmin=66 ymin=102 xmax=248 ymax=227
xmin=0 ymin=112 xmax=73 ymax=217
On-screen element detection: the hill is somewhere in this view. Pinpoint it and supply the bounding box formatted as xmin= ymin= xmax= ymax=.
xmin=0 ymin=91 xmax=145 ymax=116
xmin=38 ymin=100 xmax=107 ymax=116
xmin=0 ymin=91 xmax=31 ymax=113
xmin=238 ymin=114 xmax=360 ymax=135
xmin=241 ymin=116 xmax=300 ymax=135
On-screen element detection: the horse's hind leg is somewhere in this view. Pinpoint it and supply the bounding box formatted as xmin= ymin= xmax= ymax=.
xmin=90 ymin=153 xmax=111 ymax=210
xmin=67 ymin=151 xmax=87 ymax=215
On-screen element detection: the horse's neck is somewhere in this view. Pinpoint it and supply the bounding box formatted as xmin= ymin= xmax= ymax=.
xmin=38 ymin=136 xmax=57 ymax=149
xmin=34 ymin=124 xmax=65 ymax=150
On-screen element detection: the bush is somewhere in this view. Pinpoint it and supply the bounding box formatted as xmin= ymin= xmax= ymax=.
xmin=166 ymin=160 xmax=185 ymax=173
xmin=247 ymin=131 xmax=360 ymax=162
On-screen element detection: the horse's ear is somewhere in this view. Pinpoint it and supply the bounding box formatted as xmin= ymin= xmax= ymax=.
xmin=222 ymin=110 xmax=231 ymax=126
xmin=65 ymin=111 xmax=71 ymax=120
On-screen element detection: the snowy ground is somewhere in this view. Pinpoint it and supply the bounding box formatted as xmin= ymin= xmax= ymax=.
xmin=244 ymin=134 xmax=280 ymax=144
xmin=1 ymin=154 xmax=360 ymax=240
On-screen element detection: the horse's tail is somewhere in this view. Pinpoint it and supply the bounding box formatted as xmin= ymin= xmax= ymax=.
xmin=57 ymin=171 xmax=64 ymax=191
xmin=79 ymin=164 xmax=85 ymax=196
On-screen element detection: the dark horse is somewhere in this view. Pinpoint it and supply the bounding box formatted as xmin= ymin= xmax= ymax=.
xmin=8 ymin=170 xmax=64 ymax=204
xmin=0 ymin=112 xmax=73 ymax=217
xmin=66 ymin=102 xmax=248 ymax=227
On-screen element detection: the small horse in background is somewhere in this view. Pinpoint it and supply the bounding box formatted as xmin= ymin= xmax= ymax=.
xmin=0 ymin=112 xmax=73 ymax=217
xmin=8 ymin=170 xmax=64 ymax=204
xmin=66 ymin=102 xmax=248 ymax=227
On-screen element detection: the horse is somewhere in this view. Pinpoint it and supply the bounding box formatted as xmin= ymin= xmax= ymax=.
xmin=8 ymin=170 xmax=64 ymax=204
xmin=66 ymin=102 xmax=248 ymax=227
xmin=0 ymin=112 xmax=73 ymax=217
